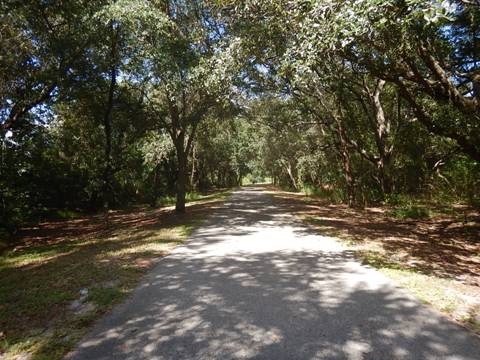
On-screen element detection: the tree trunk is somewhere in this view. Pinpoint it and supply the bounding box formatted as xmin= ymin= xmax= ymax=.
xmin=102 ymin=21 xmax=118 ymax=216
xmin=333 ymin=112 xmax=355 ymax=207
xmin=340 ymin=148 xmax=355 ymax=207
xmin=175 ymin=142 xmax=187 ymax=213
xmin=370 ymin=79 xmax=392 ymax=196
xmin=285 ymin=161 xmax=298 ymax=191
xmin=150 ymin=165 xmax=159 ymax=207
xmin=190 ymin=143 xmax=196 ymax=191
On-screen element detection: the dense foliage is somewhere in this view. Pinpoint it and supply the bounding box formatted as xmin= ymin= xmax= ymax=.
xmin=1 ymin=0 xmax=479 ymax=238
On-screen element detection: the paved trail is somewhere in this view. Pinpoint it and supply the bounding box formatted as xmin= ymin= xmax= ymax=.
xmin=68 ymin=187 xmax=480 ymax=360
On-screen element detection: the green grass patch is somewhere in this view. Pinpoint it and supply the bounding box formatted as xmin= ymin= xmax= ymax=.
xmin=52 ymin=209 xmax=83 ymax=220
xmin=379 ymin=268 xmax=467 ymax=315
xmin=156 ymin=190 xmax=232 ymax=207
xmin=178 ymin=219 xmax=205 ymax=237
xmin=359 ymin=251 xmax=405 ymax=271
xmin=303 ymin=216 xmax=326 ymax=225
xmin=156 ymin=194 xmax=177 ymax=207
xmin=301 ymin=184 xmax=344 ymax=204
xmin=301 ymin=211 xmax=480 ymax=335
xmin=360 ymin=251 xmax=480 ymax=334
xmin=88 ymin=287 xmax=126 ymax=307
xmin=301 ymin=185 xmax=325 ymax=197
xmin=386 ymin=205 xmax=431 ymax=219
xmin=0 ymin=196 xmax=221 ymax=359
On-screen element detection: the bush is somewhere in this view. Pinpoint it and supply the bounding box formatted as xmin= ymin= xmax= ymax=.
xmin=387 ymin=206 xmax=431 ymax=219
xmin=301 ymin=184 xmax=344 ymax=203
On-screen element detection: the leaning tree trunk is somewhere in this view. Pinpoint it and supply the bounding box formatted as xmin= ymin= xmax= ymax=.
xmin=285 ymin=161 xmax=298 ymax=191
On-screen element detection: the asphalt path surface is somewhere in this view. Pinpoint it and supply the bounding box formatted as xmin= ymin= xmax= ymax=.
xmin=67 ymin=186 xmax=480 ymax=359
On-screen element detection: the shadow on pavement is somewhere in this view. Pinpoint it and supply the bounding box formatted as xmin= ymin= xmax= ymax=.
xmin=67 ymin=186 xmax=480 ymax=360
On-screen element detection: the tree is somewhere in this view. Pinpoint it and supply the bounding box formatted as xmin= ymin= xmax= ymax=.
xmin=0 ymin=1 xmax=102 ymax=136
xmin=296 ymin=0 xmax=480 ymax=161
xmin=222 ymin=0 xmax=480 ymax=162
xmin=107 ymin=0 xmax=240 ymax=212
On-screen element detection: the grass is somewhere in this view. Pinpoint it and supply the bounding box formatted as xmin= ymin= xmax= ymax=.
xmin=379 ymin=267 xmax=480 ymax=331
xmin=386 ymin=205 xmax=431 ymax=219
xmin=0 ymin=191 xmax=228 ymax=359
xmin=156 ymin=190 xmax=232 ymax=207
xmin=49 ymin=209 xmax=84 ymax=220
xmin=297 ymin=185 xmax=344 ymax=205
xmin=301 ymin=184 xmax=326 ymax=197
xmin=88 ymin=287 xmax=126 ymax=307
xmin=271 ymin=186 xmax=480 ymax=334
xmin=0 ymin=226 xmax=183 ymax=359
xmin=304 ymin=215 xmax=480 ymax=334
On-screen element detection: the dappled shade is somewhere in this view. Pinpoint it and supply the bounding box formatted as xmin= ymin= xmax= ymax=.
xmin=67 ymin=187 xmax=480 ymax=359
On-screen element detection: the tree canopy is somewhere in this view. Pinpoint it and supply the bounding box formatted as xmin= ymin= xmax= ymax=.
xmin=1 ymin=0 xmax=479 ymax=236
